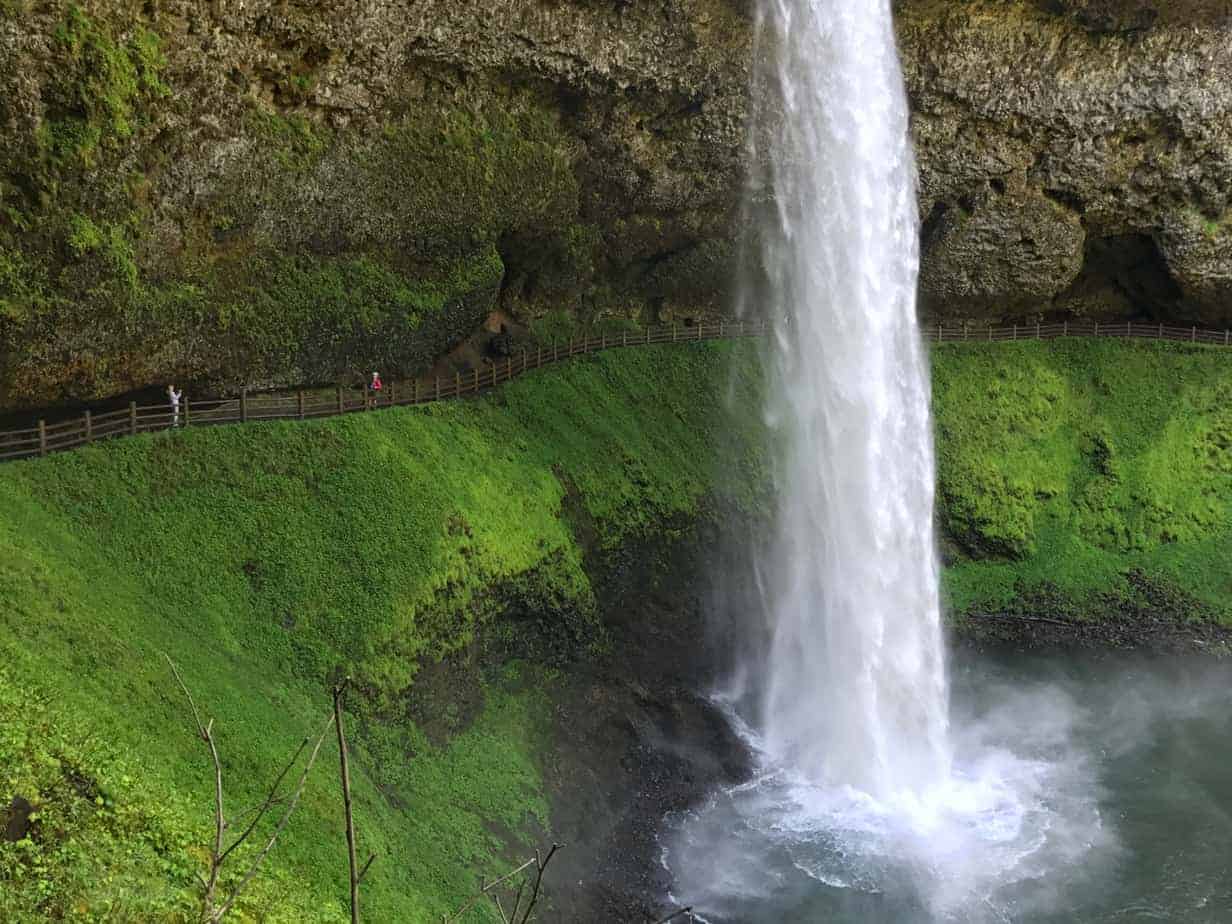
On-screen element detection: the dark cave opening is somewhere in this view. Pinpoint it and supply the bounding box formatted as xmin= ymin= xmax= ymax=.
xmin=1055 ymin=233 xmax=1184 ymax=320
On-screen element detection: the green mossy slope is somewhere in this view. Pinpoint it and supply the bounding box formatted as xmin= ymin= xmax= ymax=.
xmin=0 ymin=342 xmax=768 ymax=921
xmin=2 ymin=336 xmax=1227 ymax=919
xmin=933 ymin=339 xmax=1232 ymax=622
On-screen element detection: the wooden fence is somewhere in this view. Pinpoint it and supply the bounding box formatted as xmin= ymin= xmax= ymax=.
xmin=2 ymin=316 xmax=1229 ymax=463
xmin=0 ymin=319 xmax=764 ymax=463
xmin=927 ymin=318 xmax=1232 ymax=345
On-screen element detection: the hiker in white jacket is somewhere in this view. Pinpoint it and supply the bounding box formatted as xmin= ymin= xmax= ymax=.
xmin=167 ymin=384 xmax=182 ymax=427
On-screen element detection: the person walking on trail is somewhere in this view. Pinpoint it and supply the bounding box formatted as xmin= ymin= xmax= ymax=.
xmin=369 ymin=371 xmax=382 ymax=408
xmin=167 ymin=384 xmax=182 ymax=427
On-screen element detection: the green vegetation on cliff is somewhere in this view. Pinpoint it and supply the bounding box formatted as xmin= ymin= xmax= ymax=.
xmin=2 ymin=334 xmax=1227 ymax=918
xmin=0 ymin=5 xmax=599 ymax=407
xmin=0 ymin=342 xmax=767 ymax=921
xmin=933 ymin=339 xmax=1232 ymax=623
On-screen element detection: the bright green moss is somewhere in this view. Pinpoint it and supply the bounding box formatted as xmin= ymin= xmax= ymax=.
xmin=0 ymin=342 xmax=767 ymax=919
xmin=44 ymin=5 xmax=166 ymax=167
xmin=933 ymin=339 xmax=1232 ymax=619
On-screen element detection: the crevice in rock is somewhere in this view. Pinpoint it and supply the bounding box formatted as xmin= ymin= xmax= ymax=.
xmin=1043 ymin=187 xmax=1086 ymax=213
xmin=921 ymin=200 xmax=950 ymax=250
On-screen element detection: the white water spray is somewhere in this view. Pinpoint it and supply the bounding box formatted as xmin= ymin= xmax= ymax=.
xmin=751 ymin=0 xmax=950 ymax=797
xmin=664 ymin=8 xmax=1111 ymax=917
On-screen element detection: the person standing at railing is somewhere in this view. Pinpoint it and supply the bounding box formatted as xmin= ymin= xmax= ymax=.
xmin=369 ymin=371 xmax=382 ymax=409
xmin=167 ymin=384 xmax=182 ymax=427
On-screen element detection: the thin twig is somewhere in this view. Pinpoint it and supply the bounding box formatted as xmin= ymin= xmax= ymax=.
xmin=443 ymin=858 xmax=537 ymax=923
xmin=213 ymin=707 xmax=337 ymax=920
xmin=507 ymin=879 xmax=526 ymax=923
xmin=227 ymin=795 xmax=287 ymax=831
xmin=166 ymin=654 xmax=226 ymax=922
xmin=516 ymin=843 xmax=561 ymax=924
xmin=334 ymin=678 xmax=364 ymax=924
xmin=217 ymin=736 xmax=310 ymax=867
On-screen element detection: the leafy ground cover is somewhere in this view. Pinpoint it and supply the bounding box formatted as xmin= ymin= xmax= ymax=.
xmin=0 ymin=341 xmax=768 ymax=921
xmin=1 ymin=335 xmax=1226 ymax=919
xmin=933 ymin=339 xmax=1232 ymax=623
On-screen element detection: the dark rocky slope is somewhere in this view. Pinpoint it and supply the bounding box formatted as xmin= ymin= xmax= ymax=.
xmin=2 ymin=0 xmax=1229 ymax=410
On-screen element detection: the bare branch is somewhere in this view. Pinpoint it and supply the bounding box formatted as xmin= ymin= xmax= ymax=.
xmin=228 ymin=796 xmax=287 ymax=831
xmin=165 ymin=653 xmax=207 ymax=738
xmin=334 ymin=677 xmax=365 ymax=924
xmin=516 ymin=843 xmax=562 ymax=924
xmin=213 ymin=707 xmax=336 ymax=920
xmin=165 ymin=654 xmax=226 ymax=921
xmin=217 ymin=735 xmax=311 ymax=867
xmin=507 ymin=879 xmax=526 ymax=923
xmin=443 ymin=858 xmax=537 ymax=923
xmin=357 ymin=853 xmax=377 ymax=884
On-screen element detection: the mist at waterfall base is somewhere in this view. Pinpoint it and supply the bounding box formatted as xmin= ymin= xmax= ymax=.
xmin=664 ymin=654 xmax=1232 ymax=921
xmin=660 ymin=0 xmax=1232 ymax=921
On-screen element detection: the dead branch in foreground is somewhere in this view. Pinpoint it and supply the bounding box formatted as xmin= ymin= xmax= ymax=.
xmin=443 ymin=843 xmax=563 ymax=924
xmin=334 ymin=677 xmax=376 ymax=924
xmin=166 ymin=654 xmax=336 ymax=923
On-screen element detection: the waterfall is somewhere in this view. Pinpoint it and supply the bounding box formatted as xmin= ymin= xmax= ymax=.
xmin=749 ymin=0 xmax=951 ymax=798
xmin=664 ymin=7 xmax=1108 ymax=917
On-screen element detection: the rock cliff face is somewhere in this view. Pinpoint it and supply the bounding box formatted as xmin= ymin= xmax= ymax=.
xmin=0 ymin=0 xmax=1228 ymax=410
xmin=901 ymin=0 xmax=1232 ymax=324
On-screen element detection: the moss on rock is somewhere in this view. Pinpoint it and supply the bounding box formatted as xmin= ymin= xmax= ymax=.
xmin=933 ymin=339 xmax=1232 ymax=624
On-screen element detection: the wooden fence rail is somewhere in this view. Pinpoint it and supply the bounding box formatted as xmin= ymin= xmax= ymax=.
xmin=1 ymin=316 xmax=1228 ymax=463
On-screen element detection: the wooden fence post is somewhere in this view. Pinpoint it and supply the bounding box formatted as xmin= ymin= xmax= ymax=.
xmin=987 ymin=326 xmax=992 ymax=341
xmin=434 ymin=377 xmax=440 ymax=401
xmin=507 ymin=356 xmax=512 ymax=381
xmin=1037 ymin=320 xmax=1041 ymax=339
xmin=298 ymin=391 xmax=305 ymax=420
xmin=672 ymin=322 xmax=678 ymax=343
xmin=697 ymin=321 xmax=703 ymax=341
xmin=1094 ymin=321 xmax=1099 ymax=337
xmin=129 ymin=401 xmax=138 ymax=436
xmin=937 ymin=321 xmax=942 ymax=343
xmin=1127 ymin=320 xmax=1131 ymax=337
xmin=37 ymin=420 xmax=46 ymax=457
xmin=1225 ymin=330 xmax=1229 ymax=346
xmin=1064 ymin=320 xmax=1069 ymax=337
xmin=963 ymin=320 xmax=969 ymax=341
xmin=646 ymin=326 xmax=651 ymax=345
xmin=241 ymin=389 xmax=248 ymax=423
xmin=84 ymin=410 xmax=93 ymax=444
xmin=1192 ymin=325 xmax=1197 ymax=342
xmin=522 ymin=349 xmax=528 ymax=372
xmin=413 ymin=379 xmax=420 ymax=404
xmin=601 ymin=331 xmax=606 ymax=351
xmin=623 ymin=330 xmax=628 ymax=348
xmin=337 ymin=386 xmax=344 ymax=414
xmin=492 ymin=363 xmax=497 ymax=387
xmin=389 ymin=381 xmax=397 ymax=405
xmin=458 ymin=370 xmax=464 ymax=396
xmin=1159 ymin=322 xmax=1164 ymax=339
